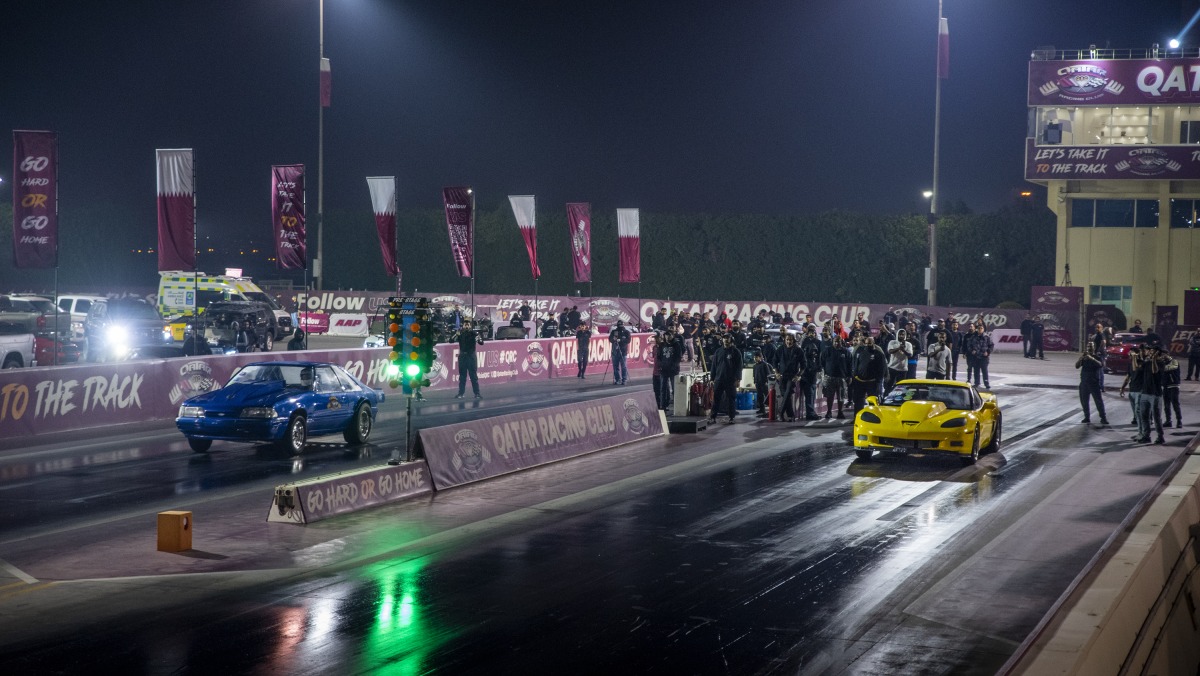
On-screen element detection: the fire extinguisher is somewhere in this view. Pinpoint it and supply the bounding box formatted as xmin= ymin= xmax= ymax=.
xmin=768 ymin=386 xmax=776 ymax=421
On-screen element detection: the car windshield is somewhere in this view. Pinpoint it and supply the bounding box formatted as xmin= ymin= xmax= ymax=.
xmin=20 ymin=299 xmax=56 ymax=313
xmin=882 ymin=384 xmax=973 ymax=410
xmin=227 ymin=364 xmax=313 ymax=388
xmin=108 ymin=302 xmax=161 ymax=320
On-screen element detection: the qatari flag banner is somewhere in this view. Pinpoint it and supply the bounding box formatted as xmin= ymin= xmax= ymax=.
xmin=367 ymin=177 xmax=399 ymax=277
xmin=442 ymin=186 xmax=473 ymax=277
xmin=508 ymin=195 xmax=540 ymax=279
xmin=12 ymin=131 xmax=58 ymax=268
xmin=567 ymin=202 xmax=591 ymax=283
xmin=156 ymin=148 xmax=195 ymax=271
xmin=617 ymin=208 xmax=640 ymax=283
xmin=271 ymin=164 xmax=306 ymax=270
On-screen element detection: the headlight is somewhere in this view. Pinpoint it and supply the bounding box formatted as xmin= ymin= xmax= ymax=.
xmin=860 ymin=411 xmax=881 ymax=424
xmin=240 ymin=407 xmax=277 ymax=418
xmin=179 ymin=405 xmax=205 ymax=418
xmin=940 ymin=417 xmax=966 ymax=428
xmin=106 ymin=325 xmax=129 ymax=344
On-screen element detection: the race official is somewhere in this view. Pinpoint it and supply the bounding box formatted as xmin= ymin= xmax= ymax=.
xmin=575 ymin=323 xmax=592 ymax=378
xmin=609 ymin=320 xmax=632 ymax=385
xmin=1076 ymin=343 xmax=1108 ymax=425
xmin=453 ymin=321 xmax=484 ymax=399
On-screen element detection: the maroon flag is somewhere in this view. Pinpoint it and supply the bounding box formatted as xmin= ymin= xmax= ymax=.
xmin=367 ymin=177 xmax=399 ymax=276
xmin=617 ymin=208 xmax=640 ymax=283
xmin=937 ymin=17 xmax=949 ymax=79
xmin=272 ymin=164 xmax=306 ymax=270
xmin=12 ymin=131 xmax=58 ymax=268
xmin=567 ymin=202 xmax=591 ymax=283
xmin=442 ymin=186 xmax=474 ymax=277
xmin=508 ymin=195 xmax=540 ymax=279
xmin=156 ymin=148 xmax=195 ymax=271
xmin=320 ymin=57 xmax=331 ymax=108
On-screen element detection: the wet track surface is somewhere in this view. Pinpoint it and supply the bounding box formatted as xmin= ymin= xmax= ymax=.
xmin=0 ymin=355 xmax=1196 ymax=674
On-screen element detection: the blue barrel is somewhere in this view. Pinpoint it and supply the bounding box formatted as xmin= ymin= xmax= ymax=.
xmin=736 ymin=390 xmax=755 ymax=411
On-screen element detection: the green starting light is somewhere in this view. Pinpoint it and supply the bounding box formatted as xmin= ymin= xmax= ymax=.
xmin=386 ymin=363 xmax=400 ymax=378
xmin=404 ymin=363 xmax=420 ymax=377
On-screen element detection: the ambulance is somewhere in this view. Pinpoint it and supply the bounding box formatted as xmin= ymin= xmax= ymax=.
xmin=158 ymin=271 xmax=293 ymax=341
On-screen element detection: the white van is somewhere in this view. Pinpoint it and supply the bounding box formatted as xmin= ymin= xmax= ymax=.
xmin=158 ymin=272 xmax=293 ymax=340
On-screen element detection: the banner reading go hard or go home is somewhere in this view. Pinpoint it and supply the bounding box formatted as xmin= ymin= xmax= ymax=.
xmin=12 ymin=130 xmax=58 ymax=268
xmin=419 ymin=389 xmax=665 ymax=490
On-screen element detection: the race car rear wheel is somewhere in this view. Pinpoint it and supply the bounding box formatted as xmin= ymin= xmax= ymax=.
xmin=855 ymin=449 xmax=874 ymax=462
xmin=187 ymin=437 xmax=212 ymax=453
xmin=983 ymin=414 xmax=1002 ymax=455
xmin=961 ymin=425 xmax=981 ymax=466
xmin=343 ymin=402 xmax=372 ymax=445
xmin=277 ymin=414 xmax=307 ymax=456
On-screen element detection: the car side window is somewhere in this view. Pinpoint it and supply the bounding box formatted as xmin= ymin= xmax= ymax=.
xmin=77 ymin=300 xmax=91 ymax=314
xmin=333 ymin=366 xmax=360 ymax=392
xmin=314 ymin=366 xmax=341 ymax=394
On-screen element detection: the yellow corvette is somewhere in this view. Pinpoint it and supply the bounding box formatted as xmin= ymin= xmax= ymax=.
xmin=853 ymin=379 xmax=1001 ymax=466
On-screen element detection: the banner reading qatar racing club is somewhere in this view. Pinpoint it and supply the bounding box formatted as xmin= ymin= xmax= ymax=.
xmin=12 ymin=130 xmax=58 ymax=268
xmin=567 ymin=202 xmax=591 ymax=283
xmin=156 ymin=148 xmax=195 ymax=271
xmin=443 ymin=186 xmax=473 ymax=277
xmin=271 ymin=164 xmax=306 ymax=270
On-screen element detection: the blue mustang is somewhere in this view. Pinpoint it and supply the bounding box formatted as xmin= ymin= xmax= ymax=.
xmin=176 ymin=361 xmax=385 ymax=455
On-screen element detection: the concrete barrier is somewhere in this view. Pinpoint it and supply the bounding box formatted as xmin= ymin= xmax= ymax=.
xmin=1005 ymin=435 xmax=1200 ymax=674
xmin=267 ymin=460 xmax=432 ymax=524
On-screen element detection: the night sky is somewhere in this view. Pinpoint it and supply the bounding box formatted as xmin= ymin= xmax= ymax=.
xmin=3 ymin=0 xmax=1198 ymax=247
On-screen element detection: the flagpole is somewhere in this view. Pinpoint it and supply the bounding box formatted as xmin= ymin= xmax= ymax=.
xmin=315 ymin=0 xmax=325 ymax=292
xmin=928 ymin=0 xmax=944 ymax=307
xmin=469 ymin=188 xmax=476 ymax=313
xmin=193 ymin=150 xmax=199 ymax=332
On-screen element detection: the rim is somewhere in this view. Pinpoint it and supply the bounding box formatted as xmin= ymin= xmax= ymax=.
xmin=290 ymin=417 xmax=306 ymax=449
xmin=357 ymin=407 xmax=371 ymax=437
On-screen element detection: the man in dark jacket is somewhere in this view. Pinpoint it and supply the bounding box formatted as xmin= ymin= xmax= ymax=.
xmin=947 ymin=319 xmax=964 ymax=380
xmin=608 ymin=320 xmax=631 ymax=385
xmin=820 ymin=335 xmax=851 ymax=419
xmin=652 ymin=308 xmax=668 ymax=331
xmin=774 ymin=334 xmax=804 ymax=422
xmin=708 ymin=335 xmax=743 ymax=424
xmin=576 ymin=323 xmax=592 ymax=378
xmin=1028 ymin=316 xmax=1045 ymax=360
xmin=566 ymin=306 xmax=581 ymax=332
xmin=798 ymin=327 xmax=822 ymax=420
xmin=1187 ymin=329 xmax=1200 ymax=380
xmin=1076 ymin=342 xmax=1107 ymax=425
xmin=752 ymin=351 xmax=772 ymax=418
xmin=1020 ymin=314 xmax=1034 ymax=358
xmin=963 ymin=324 xmax=994 ymax=389
xmin=654 ymin=330 xmax=685 ymax=412
xmin=540 ymin=313 xmax=559 ymax=338
xmin=850 ymin=336 xmax=887 ymax=412
xmin=454 ymin=320 xmax=484 ymax=399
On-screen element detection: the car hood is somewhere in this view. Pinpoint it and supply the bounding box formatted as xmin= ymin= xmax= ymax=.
xmin=184 ymin=382 xmax=292 ymax=409
xmin=871 ymin=401 xmax=968 ymax=428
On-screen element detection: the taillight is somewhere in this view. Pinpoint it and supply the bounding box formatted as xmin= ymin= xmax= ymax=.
xmin=36 ymin=315 xmax=46 ymax=329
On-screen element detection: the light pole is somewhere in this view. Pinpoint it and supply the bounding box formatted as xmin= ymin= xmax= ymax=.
xmin=316 ymin=0 xmax=326 ymax=291
xmin=928 ymin=0 xmax=946 ymax=307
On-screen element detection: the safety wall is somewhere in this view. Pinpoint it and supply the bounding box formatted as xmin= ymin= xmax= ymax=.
xmin=0 ymin=334 xmax=655 ymax=442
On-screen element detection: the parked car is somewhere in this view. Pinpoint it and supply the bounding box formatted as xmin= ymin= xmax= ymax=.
xmin=0 ymin=294 xmax=71 ymax=338
xmin=203 ymin=301 xmax=277 ymax=352
xmin=175 ymin=361 xmax=385 ymax=455
xmin=1104 ymin=332 xmax=1152 ymax=375
xmin=57 ymin=294 xmax=107 ymax=340
xmin=84 ymin=298 xmax=170 ymax=362
xmin=0 ymin=321 xmax=36 ymax=368
xmin=852 ymin=379 xmax=1001 ymax=467
xmin=35 ymin=335 xmax=82 ymax=365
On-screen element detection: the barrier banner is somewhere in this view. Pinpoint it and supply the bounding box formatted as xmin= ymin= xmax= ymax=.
xmin=272 ymin=164 xmax=306 ymax=270
xmin=12 ymin=130 xmax=58 ymax=268
xmin=990 ymin=329 xmax=1024 ymax=351
xmin=267 ymin=460 xmax=432 ymax=524
xmin=326 ymin=313 xmax=369 ymax=337
xmin=1032 ymin=286 xmax=1083 ymax=351
xmin=299 ymin=311 xmax=330 ymax=334
xmin=419 ymin=389 xmax=664 ymax=490
xmin=1167 ymin=325 xmax=1198 ymax=359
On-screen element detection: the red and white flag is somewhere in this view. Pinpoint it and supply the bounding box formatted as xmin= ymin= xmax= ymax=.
xmin=442 ymin=186 xmax=473 ymax=277
xmin=566 ymin=202 xmax=591 ymax=283
xmin=617 ymin=208 xmax=640 ymax=283
xmin=271 ymin=164 xmax=306 ymax=270
xmin=12 ymin=130 xmax=58 ymax=268
xmin=508 ymin=195 xmax=540 ymax=279
xmin=937 ymin=17 xmax=949 ymax=79
xmin=156 ymin=148 xmax=195 ymax=271
xmin=320 ymin=57 xmax=332 ymax=107
xmin=367 ymin=177 xmax=399 ymax=277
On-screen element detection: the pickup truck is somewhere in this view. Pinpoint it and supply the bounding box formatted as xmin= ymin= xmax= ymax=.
xmin=0 ymin=321 xmax=36 ymax=368
xmin=0 ymin=295 xmax=71 ymax=338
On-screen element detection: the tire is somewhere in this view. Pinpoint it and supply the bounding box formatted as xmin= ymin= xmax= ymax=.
xmin=2 ymin=355 xmax=20 ymax=369
xmin=983 ymin=414 xmax=1002 ymax=455
xmin=855 ymin=448 xmax=874 ymax=462
xmin=276 ymin=414 xmax=307 ymax=456
xmin=263 ymin=332 xmax=274 ymax=352
xmin=961 ymin=425 xmax=981 ymax=466
xmin=343 ymin=402 xmax=373 ymax=444
xmin=188 ymin=437 xmax=212 ymax=453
